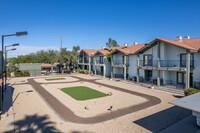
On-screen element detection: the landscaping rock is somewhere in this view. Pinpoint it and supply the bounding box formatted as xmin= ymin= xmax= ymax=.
xmin=85 ymin=106 xmax=89 ymax=110
xmin=108 ymin=92 xmax=113 ymax=96
xmin=80 ymin=81 xmax=84 ymax=84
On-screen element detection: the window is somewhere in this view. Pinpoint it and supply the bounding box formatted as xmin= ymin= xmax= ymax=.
xmin=143 ymin=55 xmax=152 ymax=66
xmin=100 ymin=56 xmax=104 ymax=64
xmin=180 ymin=53 xmax=194 ymax=67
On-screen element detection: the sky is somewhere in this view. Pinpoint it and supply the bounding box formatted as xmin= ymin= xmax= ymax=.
xmin=1 ymin=0 xmax=200 ymax=57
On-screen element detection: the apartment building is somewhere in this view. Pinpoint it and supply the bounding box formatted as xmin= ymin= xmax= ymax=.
xmin=135 ymin=35 xmax=200 ymax=89
xmin=78 ymin=49 xmax=97 ymax=74
xmin=78 ymin=35 xmax=200 ymax=89
xmin=110 ymin=43 xmax=145 ymax=80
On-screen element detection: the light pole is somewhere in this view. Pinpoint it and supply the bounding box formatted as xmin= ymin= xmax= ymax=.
xmin=5 ymin=45 xmax=18 ymax=90
xmin=1 ymin=31 xmax=27 ymax=114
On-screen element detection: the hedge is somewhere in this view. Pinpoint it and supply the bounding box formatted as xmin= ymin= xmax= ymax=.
xmin=184 ymin=88 xmax=200 ymax=96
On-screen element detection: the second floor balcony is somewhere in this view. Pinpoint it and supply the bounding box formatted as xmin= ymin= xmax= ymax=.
xmin=96 ymin=59 xmax=104 ymax=64
xmin=139 ymin=60 xmax=194 ymax=68
xmin=79 ymin=59 xmax=89 ymax=64
xmin=112 ymin=60 xmax=129 ymax=66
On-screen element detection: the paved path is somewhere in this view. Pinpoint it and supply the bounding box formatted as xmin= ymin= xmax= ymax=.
xmin=27 ymin=76 xmax=161 ymax=124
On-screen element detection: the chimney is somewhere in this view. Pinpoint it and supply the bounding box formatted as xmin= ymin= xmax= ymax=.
xmin=133 ymin=41 xmax=137 ymax=45
xmin=124 ymin=43 xmax=128 ymax=47
xmin=184 ymin=34 xmax=190 ymax=40
xmin=176 ymin=35 xmax=182 ymax=40
xmin=102 ymin=46 xmax=105 ymax=49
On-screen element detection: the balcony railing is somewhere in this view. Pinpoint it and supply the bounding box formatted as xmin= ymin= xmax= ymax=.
xmin=96 ymin=60 xmax=104 ymax=64
xmin=139 ymin=60 xmax=194 ymax=68
xmin=79 ymin=59 xmax=89 ymax=63
xmin=113 ymin=60 xmax=129 ymax=66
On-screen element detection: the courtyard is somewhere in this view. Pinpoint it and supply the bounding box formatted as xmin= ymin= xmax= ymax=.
xmin=1 ymin=73 xmax=194 ymax=133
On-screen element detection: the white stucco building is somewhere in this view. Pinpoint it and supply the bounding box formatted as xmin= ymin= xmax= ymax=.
xmin=135 ymin=35 xmax=200 ymax=89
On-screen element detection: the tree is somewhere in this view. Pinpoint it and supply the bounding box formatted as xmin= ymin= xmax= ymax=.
xmin=106 ymin=38 xmax=119 ymax=48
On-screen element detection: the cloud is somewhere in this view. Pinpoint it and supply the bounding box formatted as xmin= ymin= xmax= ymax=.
xmin=7 ymin=45 xmax=60 ymax=58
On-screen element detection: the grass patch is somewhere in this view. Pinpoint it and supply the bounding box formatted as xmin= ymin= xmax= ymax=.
xmin=45 ymin=78 xmax=66 ymax=81
xmin=61 ymin=86 xmax=107 ymax=100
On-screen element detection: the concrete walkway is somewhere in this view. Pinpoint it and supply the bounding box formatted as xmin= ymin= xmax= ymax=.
xmin=27 ymin=75 xmax=161 ymax=124
xmin=160 ymin=115 xmax=200 ymax=133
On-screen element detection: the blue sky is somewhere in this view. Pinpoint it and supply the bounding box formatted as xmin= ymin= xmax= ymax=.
xmin=1 ymin=0 xmax=200 ymax=57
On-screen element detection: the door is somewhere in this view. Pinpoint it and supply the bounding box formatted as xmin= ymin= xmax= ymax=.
xmin=177 ymin=72 xmax=184 ymax=84
xmin=100 ymin=66 xmax=103 ymax=75
xmin=145 ymin=70 xmax=152 ymax=82
xmin=190 ymin=73 xmax=193 ymax=87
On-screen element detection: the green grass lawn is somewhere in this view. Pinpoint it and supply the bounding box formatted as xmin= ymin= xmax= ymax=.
xmin=61 ymin=86 xmax=107 ymax=100
xmin=45 ymin=78 xmax=66 ymax=81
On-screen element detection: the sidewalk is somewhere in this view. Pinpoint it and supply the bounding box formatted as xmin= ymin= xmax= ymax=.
xmin=160 ymin=115 xmax=200 ymax=133
xmin=0 ymin=85 xmax=15 ymax=133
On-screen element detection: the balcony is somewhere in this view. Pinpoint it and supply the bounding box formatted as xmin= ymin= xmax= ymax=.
xmin=96 ymin=60 xmax=104 ymax=64
xmin=139 ymin=60 xmax=194 ymax=70
xmin=78 ymin=59 xmax=89 ymax=64
xmin=113 ymin=60 xmax=129 ymax=66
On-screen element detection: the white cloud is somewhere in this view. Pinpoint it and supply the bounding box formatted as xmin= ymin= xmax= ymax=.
xmin=7 ymin=45 xmax=60 ymax=58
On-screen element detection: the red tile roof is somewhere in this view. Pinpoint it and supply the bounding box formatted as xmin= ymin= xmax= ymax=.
xmin=82 ymin=49 xmax=98 ymax=56
xmin=156 ymin=37 xmax=200 ymax=50
xmin=41 ymin=64 xmax=52 ymax=67
xmin=117 ymin=43 xmax=146 ymax=54
xmin=95 ymin=46 xmax=126 ymax=55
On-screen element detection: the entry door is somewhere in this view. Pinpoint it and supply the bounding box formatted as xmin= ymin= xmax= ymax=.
xmin=177 ymin=72 xmax=184 ymax=84
xmin=190 ymin=73 xmax=193 ymax=87
xmin=145 ymin=70 xmax=152 ymax=81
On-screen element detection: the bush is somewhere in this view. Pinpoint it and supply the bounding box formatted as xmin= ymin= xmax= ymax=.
xmin=184 ymin=88 xmax=200 ymax=96
xmin=14 ymin=70 xmax=23 ymax=77
xmin=84 ymin=70 xmax=89 ymax=74
xmin=75 ymin=69 xmax=79 ymax=73
xmin=23 ymin=70 xmax=30 ymax=76
xmin=3 ymin=72 xmax=11 ymax=77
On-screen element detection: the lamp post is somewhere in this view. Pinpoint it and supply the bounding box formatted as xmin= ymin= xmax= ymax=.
xmin=1 ymin=31 xmax=27 ymax=114
xmin=5 ymin=46 xmax=18 ymax=90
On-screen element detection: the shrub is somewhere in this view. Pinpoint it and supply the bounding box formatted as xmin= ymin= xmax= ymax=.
xmin=75 ymin=69 xmax=79 ymax=73
xmin=184 ymin=88 xmax=200 ymax=96
xmin=23 ymin=70 xmax=30 ymax=76
xmin=14 ymin=70 xmax=23 ymax=77
xmin=3 ymin=72 xmax=11 ymax=77
xmin=84 ymin=70 xmax=89 ymax=74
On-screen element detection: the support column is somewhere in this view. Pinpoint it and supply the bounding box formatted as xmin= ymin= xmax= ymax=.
xmin=137 ymin=55 xmax=140 ymax=82
xmin=124 ymin=55 xmax=127 ymax=80
xmin=94 ymin=57 xmax=97 ymax=75
xmin=89 ymin=57 xmax=91 ymax=74
xmin=111 ymin=55 xmax=113 ymax=78
xmin=82 ymin=52 xmax=84 ymax=70
xmin=157 ymin=41 xmax=161 ymax=86
xmin=103 ymin=57 xmax=106 ymax=77
xmin=186 ymin=52 xmax=190 ymax=88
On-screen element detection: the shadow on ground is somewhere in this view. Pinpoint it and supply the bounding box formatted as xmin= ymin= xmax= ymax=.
xmin=4 ymin=114 xmax=60 ymax=133
xmin=133 ymin=106 xmax=191 ymax=133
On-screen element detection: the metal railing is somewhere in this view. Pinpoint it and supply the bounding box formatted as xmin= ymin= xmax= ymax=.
xmin=113 ymin=60 xmax=129 ymax=66
xmin=96 ymin=60 xmax=104 ymax=64
xmin=78 ymin=59 xmax=89 ymax=63
xmin=139 ymin=60 xmax=194 ymax=68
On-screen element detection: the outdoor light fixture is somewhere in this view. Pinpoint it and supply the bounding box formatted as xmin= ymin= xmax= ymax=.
xmin=16 ymin=31 xmax=28 ymax=36
xmin=1 ymin=31 xmax=27 ymax=115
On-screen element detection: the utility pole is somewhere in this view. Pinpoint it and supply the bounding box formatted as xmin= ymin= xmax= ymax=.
xmin=61 ymin=34 xmax=62 ymax=49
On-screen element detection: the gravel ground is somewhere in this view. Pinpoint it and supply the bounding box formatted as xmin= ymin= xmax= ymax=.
xmin=5 ymin=74 xmax=191 ymax=133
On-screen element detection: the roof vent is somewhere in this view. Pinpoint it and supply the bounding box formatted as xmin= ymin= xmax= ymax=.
xmin=134 ymin=41 xmax=137 ymax=45
xmin=102 ymin=46 xmax=105 ymax=49
xmin=184 ymin=34 xmax=190 ymax=40
xmin=124 ymin=43 xmax=128 ymax=47
xmin=176 ymin=35 xmax=182 ymax=40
